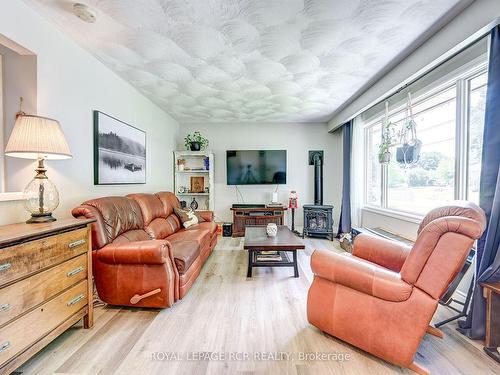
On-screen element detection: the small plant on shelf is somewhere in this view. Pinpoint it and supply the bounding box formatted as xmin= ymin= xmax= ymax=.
xmin=184 ymin=131 xmax=209 ymax=151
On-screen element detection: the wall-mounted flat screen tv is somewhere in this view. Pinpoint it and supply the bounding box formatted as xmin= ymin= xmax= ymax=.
xmin=226 ymin=150 xmax=287 ymax=185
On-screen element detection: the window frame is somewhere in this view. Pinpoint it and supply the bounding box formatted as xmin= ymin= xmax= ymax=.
xmin=363 ymin=58 xmax=488 ymax=220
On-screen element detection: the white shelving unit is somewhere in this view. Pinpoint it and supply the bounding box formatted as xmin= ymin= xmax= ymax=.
xmin=174 ymin=150 xmax=214 ymax=211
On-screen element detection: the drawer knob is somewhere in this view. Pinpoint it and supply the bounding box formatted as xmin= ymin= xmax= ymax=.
xmin=0 ymin=303 xmax=10 ymax=312
xmin=67 ymin=266 xmax=84 ymax=277
xmin=0 ymin=263 xmax=11 ymax=272
xmin=67 ymin=293 xmax=85 ymax=306
xmin=68 ymin=239 xmax=86 ymax=249
xmin=0 ymin=341 xmax=10 ymax=353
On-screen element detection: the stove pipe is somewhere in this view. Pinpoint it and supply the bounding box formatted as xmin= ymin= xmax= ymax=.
xmin=313 ymin=153 xmax=323 ymax=205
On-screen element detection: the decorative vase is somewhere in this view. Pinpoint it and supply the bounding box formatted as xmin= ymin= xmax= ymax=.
xmin=266 ymin=223 xmax=278 ymax=237
xmin=190 ymin=197 xmax=199 ymax=210
xmin=180 ymin=200 xmax=187 ymax=209
xmin=204 ymin=157 xmax=209 ymax=170
xmin=190 ymin=142 xmax=201 ymax=151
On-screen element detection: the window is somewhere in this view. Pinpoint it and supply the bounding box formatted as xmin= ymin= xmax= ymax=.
xmin=387 ymin=86 xmax=457 ymax=213
xmin=467 ymin=73 xmax=487 ymax=204
xmin=366 ymin=124 xmax=382 ymax=206
xmin=364 ymin=63 xmax=488 ymax=216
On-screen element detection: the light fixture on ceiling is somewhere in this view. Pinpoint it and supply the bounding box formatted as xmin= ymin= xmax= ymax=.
xmin=73 ymin=3 xmax=97 ymax=23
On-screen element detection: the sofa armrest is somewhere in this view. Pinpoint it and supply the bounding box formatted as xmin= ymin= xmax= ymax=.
xmin=352 ymin=233 xmax=411 ymax=272
xmin=310 ymin=249 xmax=412 ymax=302
xmin=197 ymin=210 xmax=214 ymax=222
xmin=96 ymin=240 xmax=170 ymax=265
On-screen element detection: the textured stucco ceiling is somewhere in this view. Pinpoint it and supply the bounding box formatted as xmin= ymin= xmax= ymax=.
xmin=24 ymin=0 xmax=464 ymax=123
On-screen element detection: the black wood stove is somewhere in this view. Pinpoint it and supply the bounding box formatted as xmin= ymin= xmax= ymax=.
xmin=303 ymin=151 xmax=334 ymax=240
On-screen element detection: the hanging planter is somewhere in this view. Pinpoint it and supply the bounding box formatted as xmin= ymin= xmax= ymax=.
xmin=379 ymin=145 xmax=392 ymax=164
xmin=396 ymin=92 xmax=422 ymax=167
xmin=378 ymin=101 xmax=396 ymax=165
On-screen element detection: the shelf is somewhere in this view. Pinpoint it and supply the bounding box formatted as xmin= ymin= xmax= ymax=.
xmin=174 ymin=150 xmax=214 ymax=212
xmin=175 ymin=170 xmax=209 ymax=173
xmin=177 ymin=193 xmax=209 ymax=196
xmin=175 ymin=151 xmax=211 ymax=157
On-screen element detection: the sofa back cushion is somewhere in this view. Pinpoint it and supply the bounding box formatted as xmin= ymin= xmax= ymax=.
xmin=155 ymin=192 xmax=180 ymax=216
xmin=72 ymin=196 xmax=146 ymax=249
xmin=156 ymin=192 xmax=182 ymax=233
xmin=401 ymin=202 xmax=486 ymax=299
xmin=128 ymin=192 xmax=180 ymax=239
xmin=127 ymin=193 xmax=165 ymax=226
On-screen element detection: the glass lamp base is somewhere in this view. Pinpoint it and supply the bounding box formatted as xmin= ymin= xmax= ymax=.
xmin=26 ymin=213 xmax=57 ymax=224
xmin=23 ymin=158 xmax=60 ymax=225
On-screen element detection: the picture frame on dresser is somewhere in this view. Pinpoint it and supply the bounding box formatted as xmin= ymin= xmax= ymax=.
xmin=93 ymin=110 xmax=146 ymax=185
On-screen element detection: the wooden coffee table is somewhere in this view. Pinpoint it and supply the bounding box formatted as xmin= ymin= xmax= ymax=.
xmin=244 ymin=226 xmax=305 ymax=278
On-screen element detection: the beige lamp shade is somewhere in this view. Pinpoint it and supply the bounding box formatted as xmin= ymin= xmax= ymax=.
xmin=5 ymin=115 xmax=72 ymax=160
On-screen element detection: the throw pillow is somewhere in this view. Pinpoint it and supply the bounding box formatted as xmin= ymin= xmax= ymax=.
xmin=174 ymin=208 xmax=206 ymax=228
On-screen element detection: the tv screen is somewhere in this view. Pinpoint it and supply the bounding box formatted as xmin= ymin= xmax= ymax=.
xmin=226 ymin=150 xmax=287 ymax=185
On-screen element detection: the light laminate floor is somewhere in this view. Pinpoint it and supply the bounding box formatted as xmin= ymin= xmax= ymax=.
xmin=17 ymin=237 xmax=499 ymax=375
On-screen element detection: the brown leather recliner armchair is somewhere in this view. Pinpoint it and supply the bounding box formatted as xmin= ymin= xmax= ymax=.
xmin=72 ymin=192 xmax=217 ymax=308
xmin=307 ymin=202 xmax=486 ymax=374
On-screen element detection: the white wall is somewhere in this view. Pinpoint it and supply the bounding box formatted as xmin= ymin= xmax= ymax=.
xmin=178 ymin=123 xmax=342 ymax=229
xmin=328 ymin=0 xmax=500 ymax=130
xmin=0 ymin=1 xmax=179 ymax=225
xmin=0 ymin=43 xmax=37 ymax=193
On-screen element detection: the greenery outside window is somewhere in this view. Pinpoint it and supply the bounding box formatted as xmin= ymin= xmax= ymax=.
xmin=364 ymin=61 xmax=488 ymax=217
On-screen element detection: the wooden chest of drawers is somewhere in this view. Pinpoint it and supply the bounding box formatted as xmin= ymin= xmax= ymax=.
xmin=0 ymin=218 xmax=95 ymax=374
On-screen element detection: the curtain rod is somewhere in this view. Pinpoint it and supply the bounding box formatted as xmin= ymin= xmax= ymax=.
xmin=335 ymin=16 xmax=500 ymax=128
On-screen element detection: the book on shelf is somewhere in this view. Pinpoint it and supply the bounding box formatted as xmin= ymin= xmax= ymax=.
xmin=259 ymin=251 xmax=278 ymax=255
xmin=256 ymin=254 xmax=282 ymax=262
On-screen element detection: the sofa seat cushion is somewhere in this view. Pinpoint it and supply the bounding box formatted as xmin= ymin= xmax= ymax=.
xmin=167 ymin=228 xmax=211 ymax=247
xmin=171 ymin=241 xmax=200 ymax=274
xmin=185 ymin=221 xmax=217 ymax=236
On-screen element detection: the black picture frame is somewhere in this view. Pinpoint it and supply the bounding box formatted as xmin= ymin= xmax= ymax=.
xmin=93 ymin=110 xmax=146 ymax=185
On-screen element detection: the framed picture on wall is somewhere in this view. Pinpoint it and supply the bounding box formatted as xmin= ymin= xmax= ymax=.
xmin=93 ymin=110 xmax=146 ymax=185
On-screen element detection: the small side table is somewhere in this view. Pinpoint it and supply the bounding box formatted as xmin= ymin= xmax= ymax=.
xmin=481 ymin=282 xmax=500 ymax=364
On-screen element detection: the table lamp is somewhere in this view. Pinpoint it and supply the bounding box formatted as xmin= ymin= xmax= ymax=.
xmin=5 ymin=114 xmax=72 ymax=223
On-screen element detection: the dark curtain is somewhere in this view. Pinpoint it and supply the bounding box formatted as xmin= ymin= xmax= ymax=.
xmin=458 ymin=26 xmax=500 ymax=339
xmin=337 ymin=120 xmax=353 ymax=235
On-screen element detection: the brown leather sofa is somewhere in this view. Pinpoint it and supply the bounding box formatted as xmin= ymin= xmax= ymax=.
xmin=72 ymin=191 xmax=217 ymax=308
xmin=307 ymin=202 xmax=486 ymax=374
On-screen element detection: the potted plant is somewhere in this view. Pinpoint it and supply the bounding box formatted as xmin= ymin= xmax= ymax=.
xmin=184 ymin=131 xmax=209 ymax=151
xmin=378 ymin=142 xmax=392 ymax=164
xmin=396 ymin=93 xmax=422 ymax=167
xmin=378 ymin=118 xmax=397 ymax=164
xmin=378 ymin=102 xmax=396 ymax=164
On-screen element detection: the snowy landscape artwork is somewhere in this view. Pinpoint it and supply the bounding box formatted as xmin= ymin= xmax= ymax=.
xmin=94 ymin=111 xmax=146 ymax=184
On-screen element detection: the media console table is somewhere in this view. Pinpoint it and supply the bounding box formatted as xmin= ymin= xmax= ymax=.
xmin=230 ymin=206 xmax=287 ymax=237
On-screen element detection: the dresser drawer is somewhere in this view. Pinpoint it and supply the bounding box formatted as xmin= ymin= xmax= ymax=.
xmin=0 ymin=227 xmax=88 ymax=287
xmin=0 ymin=254 xmax=88 ymax=327
xmin=0 ymin=280 xmax=88 ymax=367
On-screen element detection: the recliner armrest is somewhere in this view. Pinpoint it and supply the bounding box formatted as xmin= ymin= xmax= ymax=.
xmin=310 ymin=249 xmax=412 ymax=302
xmin=197 ymin=210 xmax=214 ymax=222
xmin=96 ymin=240 xmax=170 ymax=265
xmin=352 ymin=233 xmax=411 ymax=272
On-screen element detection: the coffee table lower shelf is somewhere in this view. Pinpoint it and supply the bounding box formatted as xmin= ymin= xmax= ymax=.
xmin=247 ymin=250 xmax=299 ymax=278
